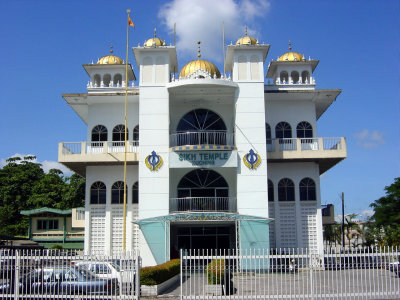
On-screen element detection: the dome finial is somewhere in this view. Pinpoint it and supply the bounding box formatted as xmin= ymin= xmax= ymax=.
xmin=154 ymin=28 xmax=157 ymax=38
xmin=110 ymin=44 xmax=114 ymax=54
xmin=288 ymin=40 xmax=292 ymax=51
xmin=197 ymin=41 xmax=201 ymax=58
xmin=245 ymin=25 xmax=248 ymax=36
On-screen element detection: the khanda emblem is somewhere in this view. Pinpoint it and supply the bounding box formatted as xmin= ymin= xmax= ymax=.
xmin=145 ymin=151 xmax=163 ymax=171
xmin=243 ymin=149 xmax=261 ymax=170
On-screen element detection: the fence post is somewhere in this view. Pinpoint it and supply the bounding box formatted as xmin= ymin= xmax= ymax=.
xmin=14 ymin=250 xmax=20 ymax=300
xmin=180 ymin=249 xmax=183 ymax=300
xmin=310 ymin=251 xmax=314 ymax=300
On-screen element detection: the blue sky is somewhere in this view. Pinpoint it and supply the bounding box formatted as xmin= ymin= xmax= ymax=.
xmin=0 ymin=0 xmax=398 ymax=219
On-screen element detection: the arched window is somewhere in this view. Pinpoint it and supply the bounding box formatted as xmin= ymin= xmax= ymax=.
xmin=178 ymin=169 xmax=228 ymax=197
xmin=132 ymin=182 xmax=139 ymax=204
xmin=280 ymin=71 xmax=288 ymax=83
xmin=268 ymin=180 xmax=274 ymax=202
xmin=176 ymin=109 xmax=227 ymax=146
xmin=275 ymin=122 xmax=292 ymax=138
xmin=113 ymin=125 xmax=128 ymax=141
xmin=91 ymin=125 xmax=108 ymax=142
xmin=291 ymin=71 xmax=299 ymax=84
xmin=299 ymin=178 xmax=316 ymax=201
xmin=265 ymin=123 xmax=271 ymax=140
xmin=90 ymin=181 xmax=106 ymax=204
xmin=113 ymin=74 xmax=122 ymax=86
xmin=177 ymin=169 xmax=228 ymax=211
xmin=133 ymin=125 xmax=139 ymax=146
xmin=278 ymin=178 xmax=295 ymax=201
xmin=301 ymin=71 xmax=310 ymax=84
xmin=103 ymin=74 xmax=111 ymax=87
xmin=93 ymin=74 xmax=101 ymax=87
xmin=296 ymin=121 xmax=313 ymax=138
xmin=111 ymin=181 xmax=126 ymax=204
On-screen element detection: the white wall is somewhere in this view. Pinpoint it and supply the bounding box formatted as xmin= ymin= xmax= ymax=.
xmin=265 ymin=99 xmax=317 ymax=137
xmin=86 ymin=102 xmax=139 ymax=141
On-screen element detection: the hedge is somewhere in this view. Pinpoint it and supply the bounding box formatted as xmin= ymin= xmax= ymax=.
xmin=206 ymin=259 xmax=225 ymax=285
xmin=140 ymin=259 xmax=180 ymax=285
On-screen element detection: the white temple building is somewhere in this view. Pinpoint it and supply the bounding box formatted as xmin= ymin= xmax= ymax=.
xmin=59 ymin=30 xmax=346 ymax=266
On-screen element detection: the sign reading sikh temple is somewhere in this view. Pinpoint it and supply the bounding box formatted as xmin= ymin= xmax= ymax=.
xmin=169 ymin=151 xmax=237 ymax=168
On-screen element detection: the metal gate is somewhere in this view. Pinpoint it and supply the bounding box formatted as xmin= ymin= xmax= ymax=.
xmin=180 ymin=247 xmax=400 ymax=299
xmin=0 ymin=249 xmax=140 ymax=300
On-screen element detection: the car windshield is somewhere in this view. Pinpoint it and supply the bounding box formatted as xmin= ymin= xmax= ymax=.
xmin=109 ymin=261 xmax=120 ymax=272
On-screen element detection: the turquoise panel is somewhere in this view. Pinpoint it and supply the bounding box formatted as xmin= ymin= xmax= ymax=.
xmin=140 ymin=222 xmax=169 ymax=265
xmin=239 ymin=220 xmax=270 ymax=270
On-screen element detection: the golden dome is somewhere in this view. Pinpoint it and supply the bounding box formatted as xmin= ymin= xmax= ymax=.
xmin=144 ymin=28 xmax=166 ymax=47
xmin=179 ymin=41 xmax=220 ymax=78
xmin=179 ymin=59 xmax=221 ymax=78
xmin=278 ymin=41 xmax=305 ymax=62
xmin=236 ymin=36 xmax=258 ymax=45
xmin=97 ymin=45 xmax=123 ymax=64
xmin=277 ymin=51 xmax=305 ymax=62
xmin=97 ymin=55 xmax=124 ymax=64
xmin=144 ymin=37 xmax=166 ymax=47
xmin=236 ymin=26 xmax=258 ymax=45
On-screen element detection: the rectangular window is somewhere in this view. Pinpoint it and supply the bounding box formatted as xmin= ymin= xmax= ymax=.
xmin=37 ymin=219 xmax=59 ymax=230
xmin=37 ymin=220 xmax=46 ymax=230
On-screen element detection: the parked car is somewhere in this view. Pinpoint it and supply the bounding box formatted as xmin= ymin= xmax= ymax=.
xmin=387 ymin=262 xmax=400 ymax=277
xmin=73 ymin=261 xmax=122 ymax=283
xmin=0 ymin=266 xmax=119 ymax=296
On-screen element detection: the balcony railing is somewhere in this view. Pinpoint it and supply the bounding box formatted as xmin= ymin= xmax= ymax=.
xmin=267 ymin=138 xmax=344 ymax=152
xmin=61 ymin=141 xmax=139 ymax=155
xmin=170 ymin=131 xmax=234 ymax=147
xmin=170 ymin=197 xmax=236 ymax=213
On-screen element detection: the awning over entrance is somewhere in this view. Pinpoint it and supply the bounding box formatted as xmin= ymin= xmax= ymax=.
xmin=135 ymin=212 xmax=273 ymax=225
xmin=134 ymin=212 xmax=273 ymax=265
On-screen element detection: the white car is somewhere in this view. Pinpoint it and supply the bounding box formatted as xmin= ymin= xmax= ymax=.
xmin=73 ymin=261 xmax=121 ymax=283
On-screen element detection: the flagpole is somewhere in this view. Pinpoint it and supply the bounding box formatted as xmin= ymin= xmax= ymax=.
xmin=122 ymin=8 xmax=131 ymax=252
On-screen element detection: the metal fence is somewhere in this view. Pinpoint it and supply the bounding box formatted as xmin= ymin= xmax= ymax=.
xmin=180 ymin=248 xmax=400 ymax=299
xmin=0 ymin=249 xmax=140 ymax=300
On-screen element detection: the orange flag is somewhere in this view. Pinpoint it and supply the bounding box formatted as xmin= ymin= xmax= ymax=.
xmin=128 ymin=16 xmax=135 ymax=28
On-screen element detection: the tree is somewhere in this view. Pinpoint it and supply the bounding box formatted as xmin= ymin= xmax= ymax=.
xmin=0 ymin=156 xmax=85 ymax=237
xmin=0 ymin=156 xmax=45 ymax=235
xmin=369 ymin=177 xmax=400 ymax=247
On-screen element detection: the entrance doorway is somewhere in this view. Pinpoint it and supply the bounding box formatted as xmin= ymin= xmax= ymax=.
xmin=170 ymin=224 xmax=235 ymax=258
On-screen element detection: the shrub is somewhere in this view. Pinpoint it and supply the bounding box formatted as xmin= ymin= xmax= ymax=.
xmin=140 ymin=259 xmax=180 ymax=286
xmin=50 ymin=244 xmax=63 ymax=250
xmin=206 ymin=259 xmax=225 ymax=285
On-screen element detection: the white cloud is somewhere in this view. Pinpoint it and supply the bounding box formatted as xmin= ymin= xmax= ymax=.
xmin=360 ymin=209 xmax=374 ymax=220
xmin=158 ymin=0 xmax=270 ymax=62
xmin=0 ymin=154 xmax=73 ymax=176
xmin=355 ymin=129 xmax=384 ymax=148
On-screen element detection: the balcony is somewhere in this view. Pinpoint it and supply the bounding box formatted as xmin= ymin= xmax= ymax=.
xmin=267 ymin=137 xmax=347 ymax=174
xmin=58 ymin=141 xmax=139 ymax=176
xmin=170 ymin=131 xmax=235 ymax=151
xmin=170 ymin=197 xmax=237 ymax=213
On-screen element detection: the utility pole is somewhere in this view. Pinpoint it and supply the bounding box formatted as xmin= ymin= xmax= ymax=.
xmin=341 ymin=192 xmax=345 ymax=249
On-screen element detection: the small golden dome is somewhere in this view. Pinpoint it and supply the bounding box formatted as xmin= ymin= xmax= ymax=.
xmin=278 ymin=52 xmax=305 ymax=62
xmin=97 ymin=45 xmax=123 ymax=64
xmin=144 ymin=37 xmax=166 ymax=47
xmin=97 ymin=55 xmax=124 ymax=64
xmin=144 ymin=28 xmax=166 ymax=47
xmin=278 ymin=41 xmax=305 ymax=62
xmin=236 ymin=26 xmax=258 ymax=45
xmin=179 ymin=59 xmax=221 ymax=78
xmin=236 ymin=36 xmax=258 ymax=45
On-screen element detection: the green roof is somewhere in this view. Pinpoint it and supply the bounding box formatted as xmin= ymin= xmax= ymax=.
xmin=21 ymin=207 xmax=72 ymax=216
